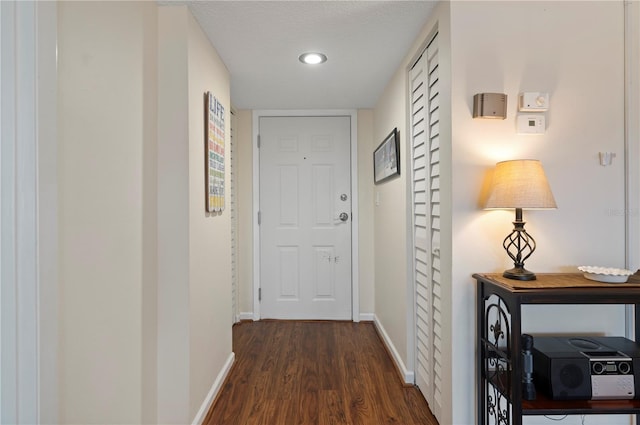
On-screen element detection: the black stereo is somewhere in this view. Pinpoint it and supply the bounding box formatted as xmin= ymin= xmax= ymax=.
xmin=532 ymin=336 xmax=640 ymax=400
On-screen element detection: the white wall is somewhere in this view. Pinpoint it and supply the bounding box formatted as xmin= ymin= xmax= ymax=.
xmin=372 ymin=1 xmax=630 ymax=424
xmin=373 ymin=67 xmax=410 ymax=366
xmin=236 ymin=110 xmax=254 ymax=318
xmin=58 ymin=2 xmax=157 ymax=422
xmin=627 ymin=0 xmax=640 ymax=273
xmin=357 ymin=109 xmax=375 ymax=317
xmin=450 ymin=2 xmax=626 ymax=424
xmin=157 ymin=5 xmax=233 ymax=424
xmin=186 ymin=9 xmax=233 ymax=420
xmin=141 ymin=4 xmax=159 ymax=423
xmin=157 ymin=6 xmax=190 ymax=423
xmin=58 ymin=3 xmax=232 ymax=423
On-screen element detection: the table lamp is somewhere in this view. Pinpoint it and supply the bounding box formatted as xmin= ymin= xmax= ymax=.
xmin=485 ymin=159 xmax=557 ymax=280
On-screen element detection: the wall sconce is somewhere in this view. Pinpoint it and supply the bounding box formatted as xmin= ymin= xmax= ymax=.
xmin=473 ymin=93 xmax=507 ymax=119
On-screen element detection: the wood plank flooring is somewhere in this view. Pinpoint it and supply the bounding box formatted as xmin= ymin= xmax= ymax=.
xmin=204 ymin=320 xmax=439 ymax=425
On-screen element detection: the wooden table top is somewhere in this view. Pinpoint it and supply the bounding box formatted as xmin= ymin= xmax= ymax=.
xmin=473 ymin=272 xmax=640 ymax=290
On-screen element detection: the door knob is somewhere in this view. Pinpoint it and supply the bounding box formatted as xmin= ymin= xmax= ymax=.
xmin=338 ymin=212 xmax=349 ymax=222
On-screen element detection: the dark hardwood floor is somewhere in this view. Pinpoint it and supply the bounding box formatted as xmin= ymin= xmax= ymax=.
xmin=204 ymin=320 xmax=439 ymax=425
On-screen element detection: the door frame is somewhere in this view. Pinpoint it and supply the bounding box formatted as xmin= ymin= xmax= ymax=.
xmin=1 ymin=1 xmax=58 ymax=422
xmin=252 ymin=110 xmax=359 ymax=321
xmin=625 ymin=0 xmax=640 ymax=336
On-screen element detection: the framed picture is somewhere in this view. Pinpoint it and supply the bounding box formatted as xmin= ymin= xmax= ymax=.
xmin=205 ymin=91 xmax=226 ymax=213
xmin=373 ymin=127 xmax=400 ymax=184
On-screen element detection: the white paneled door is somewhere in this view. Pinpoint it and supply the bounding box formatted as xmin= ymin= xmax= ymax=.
xmin=259 ymin=116 xmax=352 ymax=320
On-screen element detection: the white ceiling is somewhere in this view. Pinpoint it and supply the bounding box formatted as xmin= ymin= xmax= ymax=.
xmin=177 ymin=1 xmax=438 ymax=110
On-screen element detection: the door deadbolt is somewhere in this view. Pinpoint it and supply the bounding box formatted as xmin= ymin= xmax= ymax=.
xmin=340 ymin=194 xmax=348 ymax=201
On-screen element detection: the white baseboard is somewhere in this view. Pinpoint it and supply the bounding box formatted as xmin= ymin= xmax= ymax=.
xmin=359 ymin=312 xmax=374 ymax=322
xmin=373 ymin=315 xmax=414 ymax=384
xmin=238 ymin=312 xmax=254 ymax=321
xmin=191 ymin=352 xmax=235 ymax=425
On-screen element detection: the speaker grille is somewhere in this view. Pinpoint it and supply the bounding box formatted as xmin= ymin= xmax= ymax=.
xmin=559 ymin=364 xmax=584 ymax=389
xmin=550 ymin=360 xmax=591 ymax=399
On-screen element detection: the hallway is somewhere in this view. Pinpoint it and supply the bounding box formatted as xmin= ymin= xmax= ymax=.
xmin=204 ymin=321 xmax=438 ymax=425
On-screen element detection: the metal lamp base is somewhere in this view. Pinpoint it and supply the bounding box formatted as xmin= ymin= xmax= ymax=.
xmin=503 ymin=267 xmax=536 ymax=281
xmin=502 ymin=208 xmax=538 ymax=281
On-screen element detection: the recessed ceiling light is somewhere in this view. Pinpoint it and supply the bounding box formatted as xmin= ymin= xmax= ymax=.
xmin=299 ymin=52 xmax=327 ymax=65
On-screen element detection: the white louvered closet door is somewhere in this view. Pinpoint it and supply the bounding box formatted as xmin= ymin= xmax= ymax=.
xmin=410 ymin=32 xmax=443 ymax=422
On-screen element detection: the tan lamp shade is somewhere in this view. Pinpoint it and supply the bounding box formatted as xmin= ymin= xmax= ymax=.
xmin=485 ymin=160 xmax=557 ymax=209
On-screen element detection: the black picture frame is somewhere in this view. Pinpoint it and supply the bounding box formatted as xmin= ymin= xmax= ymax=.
xmin=373 ymin=127 xmax=400 ymax=184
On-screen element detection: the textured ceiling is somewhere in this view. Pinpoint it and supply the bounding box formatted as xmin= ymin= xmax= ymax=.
xmin=177 ymin=1 xmax=438 ymax=109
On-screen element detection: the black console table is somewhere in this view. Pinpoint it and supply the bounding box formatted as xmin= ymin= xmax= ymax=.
xmin=474 ymin=272 xmax=640 ymax=425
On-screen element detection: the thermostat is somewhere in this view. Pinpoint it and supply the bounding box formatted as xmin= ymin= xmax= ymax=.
xmin=519 ymin=92 xmax=549 ymax=112
xmin=517 ymin=114 xmax=545 ymax=135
